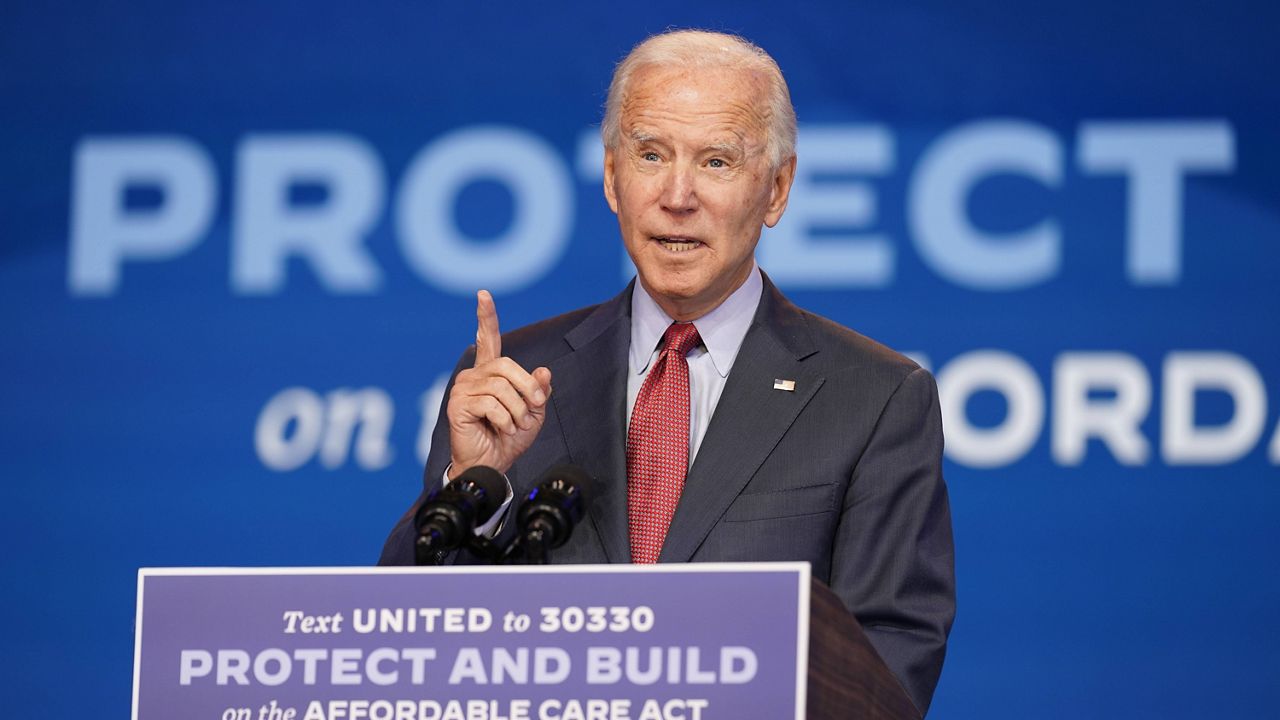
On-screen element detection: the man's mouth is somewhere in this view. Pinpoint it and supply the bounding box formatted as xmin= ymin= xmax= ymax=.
xmin=653 ymin=236 xmax=703 ymax=252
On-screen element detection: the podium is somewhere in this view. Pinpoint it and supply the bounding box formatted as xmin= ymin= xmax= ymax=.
xmin=806 ymin=578 xmax=920 ymax=720
xmin=133 ymin=564 xmax=920 ymax=720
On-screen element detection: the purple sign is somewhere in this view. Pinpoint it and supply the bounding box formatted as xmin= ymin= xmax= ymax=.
xmin=132 ymin=564 xmax=810 ymax=720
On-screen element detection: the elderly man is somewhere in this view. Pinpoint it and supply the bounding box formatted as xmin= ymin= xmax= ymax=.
xmin=380 ymin=29 xmax=955 ymax=714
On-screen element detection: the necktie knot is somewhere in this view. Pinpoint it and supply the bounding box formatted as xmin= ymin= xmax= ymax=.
xmin=663 ymin=322 xmax=701 ymax=358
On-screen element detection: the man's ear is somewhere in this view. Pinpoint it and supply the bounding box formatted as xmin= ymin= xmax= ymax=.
xmin=603 ymin=147 xmax=619 ymax=214
xmin=764 ymin=155 xmax=797 ymax=228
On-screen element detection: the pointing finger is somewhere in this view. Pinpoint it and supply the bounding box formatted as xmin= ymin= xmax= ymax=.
xmin=474 ymin=289 xmax=501 ymax=366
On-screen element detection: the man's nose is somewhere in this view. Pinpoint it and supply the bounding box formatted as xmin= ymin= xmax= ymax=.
xmin=659 ymin=164 xmax=698 ymax=213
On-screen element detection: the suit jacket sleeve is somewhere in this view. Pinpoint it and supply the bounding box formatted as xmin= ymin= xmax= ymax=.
xmin=831 ymin=366 xmax=954 ymax=714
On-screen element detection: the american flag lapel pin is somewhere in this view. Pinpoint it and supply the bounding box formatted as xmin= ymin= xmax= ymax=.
xmin=773 ymin=378 xmax=796 ymax=392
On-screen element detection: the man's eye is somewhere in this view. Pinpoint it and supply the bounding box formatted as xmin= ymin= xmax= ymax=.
xmin=642 ymin=152 xmax=660 ymax=162
xmin=708 ymin=158 xmax=726 ymax=168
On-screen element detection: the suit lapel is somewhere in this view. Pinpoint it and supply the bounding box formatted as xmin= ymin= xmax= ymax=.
xmin=660 ymin=277 xmax=825 ymax=562
xmin=549 ymin=285 xmax=633 ymax=563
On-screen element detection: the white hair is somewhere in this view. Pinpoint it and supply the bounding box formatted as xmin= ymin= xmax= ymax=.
xmin=601 ymin=29 xmax=797 ymax=169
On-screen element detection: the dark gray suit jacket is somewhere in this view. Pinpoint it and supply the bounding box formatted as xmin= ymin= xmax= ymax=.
xmin=380 ymin=275 xmax=955 ymax=714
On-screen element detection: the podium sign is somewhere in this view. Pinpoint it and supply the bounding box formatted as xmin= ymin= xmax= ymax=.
xmin=132 ymin=564 xmax=810 ymax=720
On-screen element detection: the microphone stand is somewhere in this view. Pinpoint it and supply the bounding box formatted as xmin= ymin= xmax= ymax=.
xmin=415 ymin=532 xmax=449 ymax=566
xmin=520 ymin=521 xmax=553 ymax=565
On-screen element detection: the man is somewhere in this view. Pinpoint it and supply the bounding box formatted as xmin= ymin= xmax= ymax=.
xmin=380 ymin=30 xmax=955 ymax=714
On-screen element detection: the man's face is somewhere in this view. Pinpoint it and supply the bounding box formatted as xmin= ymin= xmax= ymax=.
xmin=604 ymin=65 xmax=796 ymax=321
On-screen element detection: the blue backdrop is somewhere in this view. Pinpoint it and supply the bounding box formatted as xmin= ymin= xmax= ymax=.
xmin=2 ymin=1 xmax=1277 ymax=717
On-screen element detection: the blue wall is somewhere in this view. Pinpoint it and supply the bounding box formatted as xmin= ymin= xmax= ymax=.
xmin=2 ymin=1 xmax=1277 ymax=716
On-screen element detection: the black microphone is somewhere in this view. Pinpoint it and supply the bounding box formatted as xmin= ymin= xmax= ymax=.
xmin=514 ymin=464 xmax=593 ymax=564
xmin=414 ymin=465 xmax=507 ymax=565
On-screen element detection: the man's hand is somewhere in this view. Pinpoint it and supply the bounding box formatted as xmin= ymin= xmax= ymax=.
xmin=446 ymin=290 xmax=553 ymax=478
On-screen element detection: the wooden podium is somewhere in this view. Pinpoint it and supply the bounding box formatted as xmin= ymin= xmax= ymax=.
xmin=807 ymin=579 xmax=921 ymax=719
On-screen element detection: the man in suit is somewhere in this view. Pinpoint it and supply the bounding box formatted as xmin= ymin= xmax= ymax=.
xmin=380 ymin=29 xmax=955 ymax=715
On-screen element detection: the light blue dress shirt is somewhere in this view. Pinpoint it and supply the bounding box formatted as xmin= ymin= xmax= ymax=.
xmin=627 ymin=263 xmax=764 ymax=466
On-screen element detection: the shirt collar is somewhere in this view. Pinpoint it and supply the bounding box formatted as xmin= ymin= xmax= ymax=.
xmin=629 ymin=262 xmax=763 ymax=378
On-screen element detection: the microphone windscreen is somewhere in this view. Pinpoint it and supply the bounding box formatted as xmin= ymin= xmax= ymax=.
xmin=537 ymin=463 xmax=593 ymax=500
xmin=453 ymin=465 xmax=508 ymax=520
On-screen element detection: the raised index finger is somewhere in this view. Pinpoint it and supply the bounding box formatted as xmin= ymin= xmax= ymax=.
xmin=474 ymin=289 xmax=502 ymax=366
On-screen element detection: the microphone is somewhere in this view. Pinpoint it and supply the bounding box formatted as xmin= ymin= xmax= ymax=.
xmin=414 ymin=465 xmax=507 ymax=565
xmin=514 ymin=464 xmax=593 ymax=564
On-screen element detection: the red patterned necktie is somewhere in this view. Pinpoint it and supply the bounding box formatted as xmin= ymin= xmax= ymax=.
xmin=627 ymin=322 xmax=702 ymax=564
